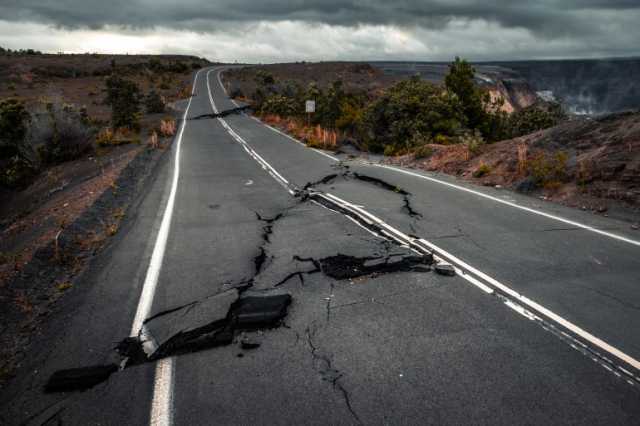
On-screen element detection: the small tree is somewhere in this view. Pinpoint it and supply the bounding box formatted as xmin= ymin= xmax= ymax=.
xmin=145 ymin=90 xmax=165 ymax=114
xmin=104 ymin=75 xmax=141 ymax=129
xmin=0 ymin=99 xmax=35 ymax=187
xmin=444 ymin=58 xmax=484 ymax=129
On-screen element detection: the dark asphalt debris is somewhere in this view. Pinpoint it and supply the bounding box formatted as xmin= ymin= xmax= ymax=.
xmin=44 ymin=364 xmax=118 ymax=393
xmin=189 ymin=105 xmax=250 ymax=120
xmin=319 ymin=253 xmax=431 ymax=279
xmin=46 ymin=288 xmax=292 ymax=393
xmin=434 ymin=263 xmax=456 ymax=276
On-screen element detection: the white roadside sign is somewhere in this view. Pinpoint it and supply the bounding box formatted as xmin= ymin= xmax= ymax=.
xmin=305 ymin=100 xmax=316 ymax=113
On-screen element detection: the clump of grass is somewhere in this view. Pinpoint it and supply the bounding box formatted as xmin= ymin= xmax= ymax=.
xmin=306 ymin=125 xmax=338 ymax=151
xmin=96 ymin=127 xmax=140 ymax=147
xmin=413 ymin=145 xmax=433 ymax=159
xmin=56 ymin=282 xmax=72 ymax=292
xmin=105 ymin=222 xmax=118 ymax=236
xmin=159 ymin=118 xmax=176 ymax=137
xmin=528 ymin=151 xmax=568 ymax=188
xmin=473 ymin=163 xmax=492 ymax=178
xmin=148 ymin=131 xmax=159 ymax=149
xmin=517 ymin=143 xmax=528 ymax=176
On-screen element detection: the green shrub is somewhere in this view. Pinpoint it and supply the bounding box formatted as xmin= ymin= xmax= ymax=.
xmin=460 ymin=130 xmax=485 ymax=156
xmin=506 ymin=102 xmax=566 ymax=138
xmin=413 ymin=144 xmax=433 ymax=159
xmin=255 ymin=70 xmax=276 ymax=86
xmin=528 ymin=151 xmax=568 ymax=186
xmin=0 ymin=99 xmax=35 ymax=187
xmin=32 ymin=102 xmax=94 ymax=164
xmin=473 ymin=163 xmax=492 ymax=178
xmin=360 ymin=77 xmax=464 ymax=153
xmin=145 ymin=90 xmax=165 ymax=114
xmin=259 ymin=95 xmax=298 ymax=117
xmin=104 ymin=75 xmax=141 ymax=130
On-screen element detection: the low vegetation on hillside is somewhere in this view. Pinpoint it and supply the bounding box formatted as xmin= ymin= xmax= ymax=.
xmin=0 ymin=50 xmax=207 ymax=190
xmin=225 ymin=58 xmax=565 ymax=154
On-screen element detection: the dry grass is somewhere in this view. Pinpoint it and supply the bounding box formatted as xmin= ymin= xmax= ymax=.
xmin=160 ymin=118 xmax=176 ymax=137
xmin=261 ymin=114 xmax=339 ymax=151
xmin=148 ymin=131 xmax=159 ymax=149
xmin=517 ymin=143 xmax=528 ymax=176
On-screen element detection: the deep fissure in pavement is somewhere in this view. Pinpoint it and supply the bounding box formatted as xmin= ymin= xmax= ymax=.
xmin=189 ymin=105 xmax=250 ymax=120
xmin=302 ymin=170 xmax=423 ymax=219
xmin=44 ymin=175 xmax=433 ymax=394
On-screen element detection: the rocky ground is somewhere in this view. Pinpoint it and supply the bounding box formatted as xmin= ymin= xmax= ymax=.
xmin=385 ymin=111 xmax=640 ymax=223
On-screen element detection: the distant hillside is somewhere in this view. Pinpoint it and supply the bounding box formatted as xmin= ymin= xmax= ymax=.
xmin=490 ymin=59 xmax=640 ymax=115
xmin=372 ymin=58 xmax=640 ymax=115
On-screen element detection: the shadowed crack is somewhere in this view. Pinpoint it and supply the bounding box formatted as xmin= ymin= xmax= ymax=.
xmin=302 ymin=171 xmax=423 ymax=219
xmin=294 ymin=253 xmax=431 ymax=281
xmin=306 ymin=326 xmax=362 ymax=424
xmin=189 ymin=105 xmax=250 ymax=120
xmin=303 ymin=174 xmax=339 ymax=190
xmin=352 ymin=173 xmax=422 ymax=219
xmin=255 ymin=212 xmax=284 ymax=243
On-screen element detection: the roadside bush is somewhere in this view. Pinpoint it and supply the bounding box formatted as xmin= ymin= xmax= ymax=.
xmin=104 ymin=75 xmax=141 ymax=130
xmin=460 ymin=130 xmax=485 ymax=156
xmin=506 ymin=102 xmax=566 ymax=138
xmin=145 ymin=90 xmax=165 ymax=114
xmin=444 ymin=57 xmax=509 ymax=142
xmin=528 ymin=151 xmax=568 ymax=187
xmin=159 ymin=118 xmax=177 ymax=137
xmin=260 ymin=95 xmax=298 ymax=117
xmin=229 ymin=86 xmax=244 ymax=99
xmin=255 ymin=70 xmax=276 ymax=86
xmin=0 ymin=99 xmax=35 ymax=187
xmin=30 ymin=102 xmax=94 ymax=164
xmin=473 ymin=163 xmax=492 ymax=178
xmin=360 ymin=77 xmax=465 ymax=153
xmin=413 ymin=144 xmax=433 ymax=159
xmin=96 ymin=127 xmax=140 ymax=147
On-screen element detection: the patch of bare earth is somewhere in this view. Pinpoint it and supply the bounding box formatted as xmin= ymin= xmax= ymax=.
xmin=385 ymin=111 xmax=640 ymax=222
xmin=0 ymin=143 xmax=150 ymax=385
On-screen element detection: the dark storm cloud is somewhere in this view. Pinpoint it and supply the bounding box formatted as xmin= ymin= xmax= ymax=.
xmin=1 ymin=0 xmax=638 ymax=36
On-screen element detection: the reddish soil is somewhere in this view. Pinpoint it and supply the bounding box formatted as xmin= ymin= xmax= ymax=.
xmin=0 ymin=53 xmax=205 ymax=122
xmin=0 ymin=145 xmax=140 ymax=286
xmin=0 ymin=52 xmax=200 ymax=386
xmin=385 ymin=111 xmax=640 ymax=220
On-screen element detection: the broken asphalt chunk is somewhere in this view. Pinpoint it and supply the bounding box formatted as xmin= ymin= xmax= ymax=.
xmin=434 ymin=263 xmax=456 ymax=276
xmin=144 ymin=289 xmax=239 ymax=359
xmin=240 ymin=332 xmax=263 ymax=350
xmin=230 ymin=289 xmax=292 ymax=329
xmin=319 ymin=253 xmax=431 ymax=280
xmin=45 ymin=364 xmax=118 ymax=393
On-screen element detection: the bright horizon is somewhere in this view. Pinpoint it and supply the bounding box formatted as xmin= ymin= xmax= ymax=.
xmin=1 ymin=1 xmax=639 ymax=63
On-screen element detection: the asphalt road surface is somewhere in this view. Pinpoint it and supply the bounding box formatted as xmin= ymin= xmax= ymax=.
xmin=2 ymin=67 xmax=639 ymax=425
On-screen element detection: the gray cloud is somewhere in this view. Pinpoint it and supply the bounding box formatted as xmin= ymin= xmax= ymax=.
xmin=1 ymin=0 xmax=639 ymax=35
xmin=0 ymin=1 xmax=638 ymax=61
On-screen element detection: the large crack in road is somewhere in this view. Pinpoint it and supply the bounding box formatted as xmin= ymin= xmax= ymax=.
xmin=43 ymin=188 xmax=438 ymax=395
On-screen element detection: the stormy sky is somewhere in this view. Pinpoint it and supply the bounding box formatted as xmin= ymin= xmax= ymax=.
xmin=0 ymin=1 xmax=638 ymax=62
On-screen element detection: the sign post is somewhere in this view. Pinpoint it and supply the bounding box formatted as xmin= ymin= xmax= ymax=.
xmin=305 ymin=100 xmax=315 ymax=126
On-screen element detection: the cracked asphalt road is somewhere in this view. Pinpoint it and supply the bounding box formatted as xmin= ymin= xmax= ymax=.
xmin=1 ymin=67 xmax=639 ymax=425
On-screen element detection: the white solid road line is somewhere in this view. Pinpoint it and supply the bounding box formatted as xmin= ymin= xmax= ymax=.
xmin=133 ymin=69 xmax=203 ymax=426
xmin=377 ymin=164 xmax=640 ymax=248
xmin=254 ymin=108 xmax=640 ymax=248
xmin=249 ymin=115 xmax=341 ymax=163
xmin=207 ymin=67 xmax=640 ymax=383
